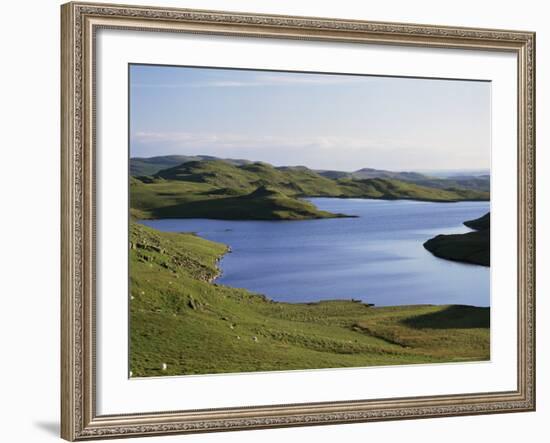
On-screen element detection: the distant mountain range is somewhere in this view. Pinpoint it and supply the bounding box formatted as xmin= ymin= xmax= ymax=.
xmin=420 ymin=169 xmax=490 ymax=179
xmin=130 ymin=155 xmax=490 ymax=193
xmin=316 ymin=167 xmax=428 ymax=181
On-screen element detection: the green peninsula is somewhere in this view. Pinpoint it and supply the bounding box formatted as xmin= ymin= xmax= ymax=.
xmin=423 ymin=212 xmax=490 ymax=266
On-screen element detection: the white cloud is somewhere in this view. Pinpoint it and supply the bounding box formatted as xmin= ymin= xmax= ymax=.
xmin=132 ymin=131 xmax=391 ymax=150
xmin=131 ymin=73 xmax=372 ymax=89
xmin=131 ymin=130 xmax=489 ymax=171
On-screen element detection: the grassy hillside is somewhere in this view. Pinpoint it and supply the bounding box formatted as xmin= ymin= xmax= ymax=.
xmin=152 ymin=185 xmax=348 ymax=220
xmin=133 ymin=155 xmax=490 ymax=190
xmin=423 ymin=230 xmax=490 ymax=266
xmin=130 ymin=223 xmax=490 ymax=376
xmin=317 ymin=167 xmax=489 ymax=192
xmin=154 ymin=160 xmax=345 ymax=196
xmin=131 ymin=159 xmax=489 ymax=220
xmin=413 ymin=177 xmax=490 ymax=193
xmin=130 ymin=155 xmax=250 ymax=176
xmin=423 ymin=212 xmax=490 ymax=266
xmin=336 ymin=177 xmax=488 ymax=202
xmin=130 ymin=178 xmax=346 ymax=220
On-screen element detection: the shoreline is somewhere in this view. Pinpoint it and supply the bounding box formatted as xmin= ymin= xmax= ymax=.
xmin=189 ymin=227 xmax=489 ymax=310
xmin=209 ymin=244 xmax=232 ymax=283
xmin=130 ymin=222 xmax=490 ymax=377
xmin=136 ymin=198 xmax=490 ymax=308
xmin=135 ymin=195 xmax=489 ymax=221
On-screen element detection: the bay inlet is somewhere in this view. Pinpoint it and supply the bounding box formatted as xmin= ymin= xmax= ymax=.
xmin=140 ymin=198 xmax=490 ymax=307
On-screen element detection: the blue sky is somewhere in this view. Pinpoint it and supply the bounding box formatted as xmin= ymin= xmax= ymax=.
xmin=130 ymin=64 xmax=490 ymax=172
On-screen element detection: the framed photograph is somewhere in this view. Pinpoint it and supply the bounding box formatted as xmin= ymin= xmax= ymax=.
xmin=61 ymin=2 xmax=536 ymax=440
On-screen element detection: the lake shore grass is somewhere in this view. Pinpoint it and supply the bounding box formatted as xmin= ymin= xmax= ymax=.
xmin=130 ymin=222 xmax=490 ymax=377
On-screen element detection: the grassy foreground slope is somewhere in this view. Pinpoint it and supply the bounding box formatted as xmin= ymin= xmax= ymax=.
xmin=423 ymin=212 xmax=490 ymax=266
xmin=131 ymin=160 xmax=490 ymax=220
xmin=130 ymin=223 xmax=490 ymax=376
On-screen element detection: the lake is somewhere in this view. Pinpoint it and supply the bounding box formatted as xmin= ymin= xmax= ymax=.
xmin=140 ymin=199 xmax=490 ymax=307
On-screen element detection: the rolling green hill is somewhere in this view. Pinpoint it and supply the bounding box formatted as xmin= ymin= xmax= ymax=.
xmin=131 ymin=159 xmax=490 ymax=220
xmin=132 ymin=159 xmax=347 ymax=220
xmin=154 ymin=159 xmax=345 ymax=196
xmin=131 ymin=155 xmax=251 ymax=176
xmin=336 ymin=177 xmax=488 ymax=202
xmin=318 ymin=167 xmax=435 ymax=181
xmin=130 ymin=222 xmax=490 ymax=376
xmin=133 ymin=155 xmax=490 ymax=192
xmin=318 ymin=167 xmax=490 ymax=192
xmin=152 ymin=185 xmax=348 ymax=220
xmin=424 ymin=212 xmax=490 ymax=266
xmin=410 ymin=177 xmax=489 ymax=192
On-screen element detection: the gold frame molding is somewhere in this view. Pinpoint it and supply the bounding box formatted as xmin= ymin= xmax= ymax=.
xmin=61 ymin=2 xmax=536 ymax=440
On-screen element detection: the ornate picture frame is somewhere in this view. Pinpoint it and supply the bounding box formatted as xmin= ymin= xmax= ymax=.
xmin=61 ymin=2 xmax=535 ymax=440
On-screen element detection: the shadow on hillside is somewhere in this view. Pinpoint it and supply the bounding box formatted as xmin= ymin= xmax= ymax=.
xmin=401 ymin=305 xmax=490 ymax=330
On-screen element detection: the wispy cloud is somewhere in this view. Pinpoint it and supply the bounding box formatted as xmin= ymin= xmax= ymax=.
xmin=131 ymin=128 xmax=490 ymax=170
xmin=131 ymin=73 xmax=372 ymax=89
xmin=131 ymin=131 xmax=394 ymax=151
xmin=130 ymin=130 xmax=476 ymax=170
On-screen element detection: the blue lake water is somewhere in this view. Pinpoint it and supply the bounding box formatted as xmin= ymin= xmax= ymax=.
xmin=140 ymin=199 xmax=490 ymax=307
